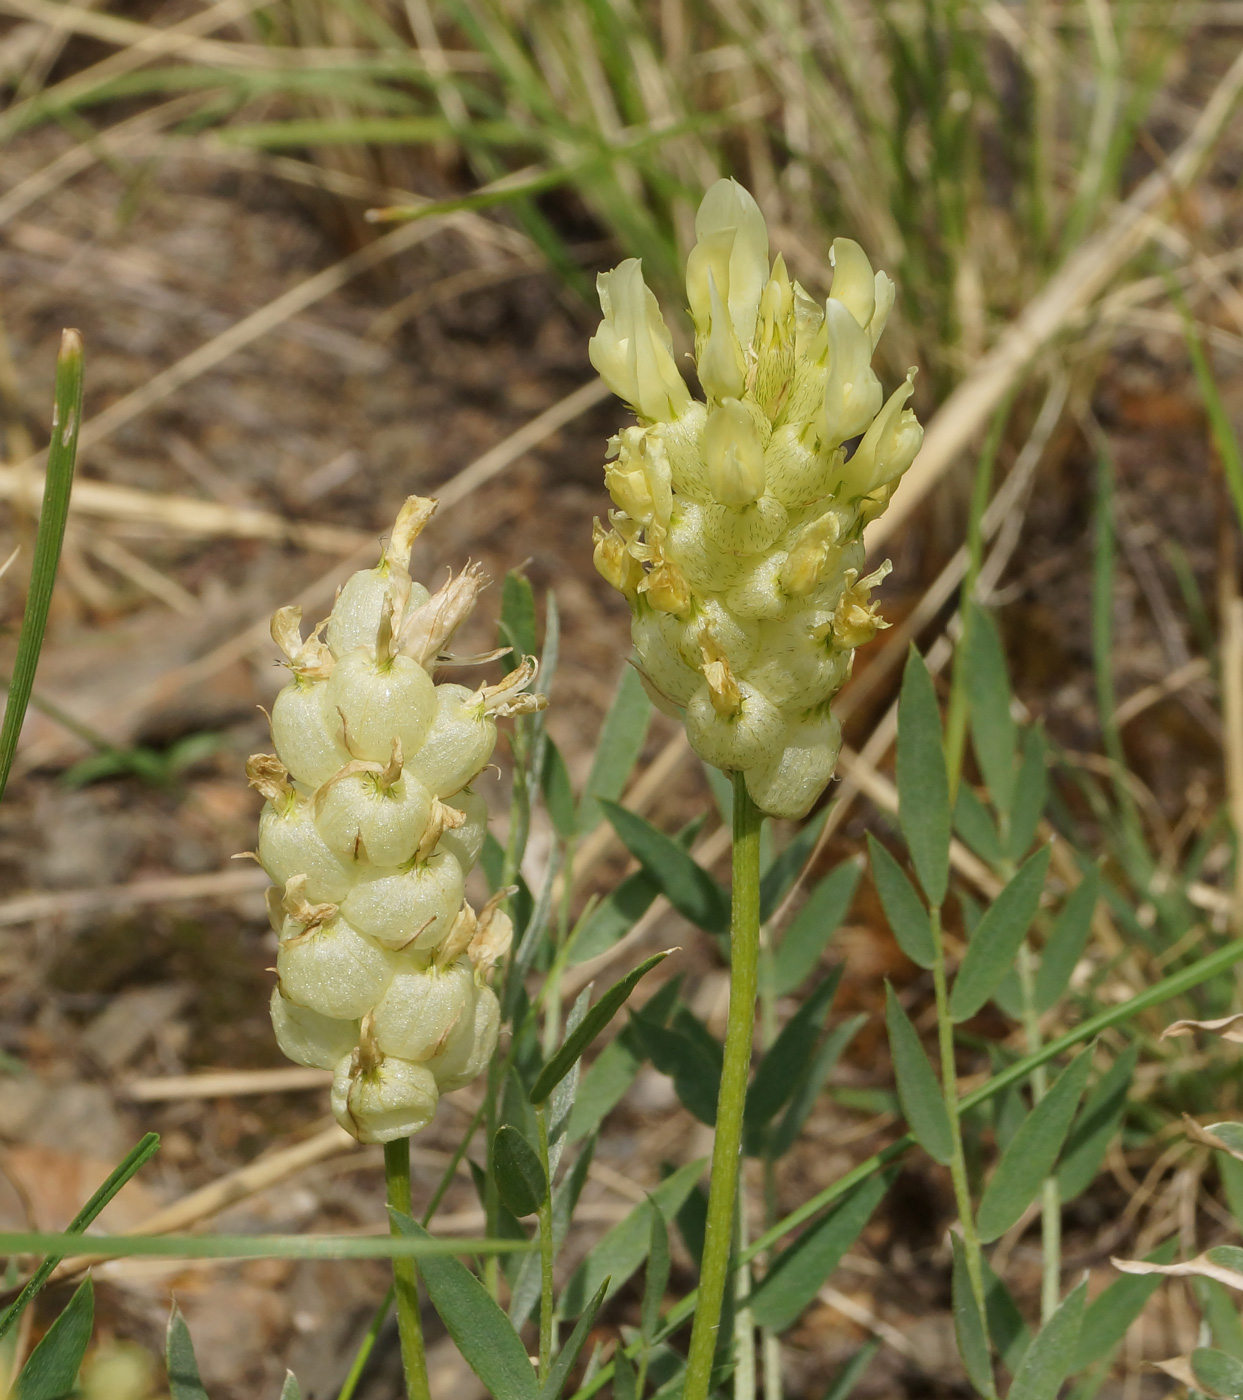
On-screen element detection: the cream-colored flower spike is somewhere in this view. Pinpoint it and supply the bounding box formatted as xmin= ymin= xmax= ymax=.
xmin=590 ymin=179 xmax=921 ymax=819
xmin=251 ymin=497 xmax=544 ymax=1143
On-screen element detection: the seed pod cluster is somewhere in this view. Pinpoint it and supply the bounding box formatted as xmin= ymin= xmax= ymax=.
xmin=250 ymin=497 xmax=544 ymax=1143
xmin=590 ymin=180 xmax=921 ymax=819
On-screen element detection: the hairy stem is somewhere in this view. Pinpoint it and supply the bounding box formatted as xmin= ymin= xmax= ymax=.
xmin=383 ymin=1139 xmax=431 ymax=1400
xmin=685 ymin=773 xmax=762 ymax=1400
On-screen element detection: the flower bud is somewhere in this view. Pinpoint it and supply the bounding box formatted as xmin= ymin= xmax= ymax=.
xmin=277 ymin=909 xmax=395 ymax=1021
xmin=703 ymin=399 xmax=767 ymax=505
xmin=314 ymin=748 xmax=435 ymax=867
xmin=589 ymin=260 xmax=692 ymax=423
xmin=822 ymin=299 xmax=883 ymax=447
xmin=270 ymin=677 xmax=351 ymax=789
xmin=828 ymin=238 xmax=876 ymax=330
xmin=371 ymin=958 xmax=475 ymax=1061
xmin=341 ymin=849 xmax=466 ymax=952
xmin=270 ymin=987 xmax=358 ymax=1070
xmin=836 ymin=371 xmax=923 ymax=499
xmin=693 ymin=178 xmax=769 ymax=352
xmin=332 ymin=1035 xmax=438 ymax=1144
xmin=744 ymin=710 xmax=842 ymax=820
xmin=326 ymin=649 xmax=437 ymax=766
xmin=427 ymin=985 xmax=500 ymax=1093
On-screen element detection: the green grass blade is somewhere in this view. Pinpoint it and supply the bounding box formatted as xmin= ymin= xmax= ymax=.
xmin=0 ymin=330 xmax=83 ymax=809
xmin=0 ymin=1232 xmax=530 ymax=1261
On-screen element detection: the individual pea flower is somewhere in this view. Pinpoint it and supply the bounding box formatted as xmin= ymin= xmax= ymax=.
xmin=251 ymin=496 xmax=543 ymax=1143
xmin=590 ymin=180 xmax=921 ymax=819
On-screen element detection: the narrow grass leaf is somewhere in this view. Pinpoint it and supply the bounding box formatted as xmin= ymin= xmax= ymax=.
xmin=1192 ymin=1347 xmax=1243 ymax=1399
xmin=559 ymin=1159 xmax=705 ymax=1316
xmin=745 ymin=969 xmax=843 ymax=1131
xmin=600 ymin=800 xmax=729 ymax=933
xmin=493 ymin=1125 xmax=547 ymax=1217
xmin=896 ymin=649 xmax=950 ymax=906
xmin=0 ymin=330 xmax=83 ymax=808
xmin=1035 ymin=869 xmax=1099 ymax=1014
xmin=1008 ymin=1280 xmax=1086 ymax=1400
xmin=165 ymin=1301 xmax=208 ymax=1400
xmin=819 ymin=1339 xmax=879 ymax=1400
xmin=773 ymin=857 xmax=861 ymax=993
xmin=1006 ymin=727 xmax=1048 ymax=861
xmin=530 ymin=950 xmax=670 ymax=1105
xmin=954 ymin=784 xmax=1005 ymax=867
xmin=965 ymin=604 xmax=1017 ymax=815
xmin=760 ymin=809 xmax=831 ymax=921
xmin=15 ymin=1279 xmax=92 ymax=1400
xmin=1057 ymin=1044 xmax=1136 ymax=1202
xmin=750 ymin=1171 xmax=892 ymax=1332
xmin=951 ymin=1235 xmax=993 ymax=1397
xmin=641 ymin=1206 xmax=671 ymax=1343
xmin=392 ymin=1215 xmax=539 ymax=1400
xmin=540 ymin=739 xmax=576 ymax=840
xmin=540 ymin=1279 xmax=609 ymax=1400
xmin=1183 ymin=302 xmax=1243 ymax=538
xmin=576 ymin=666 xmax=651 ymax=835
xmin=868 ymin=836 xmax=935 ymax=969
xmin=885 ymin=985 xmax=953 ymax=1164
xmin=950 ymin=846 xmax=1050 ymax=1022
xmin=0 ymin=1232 xmax=527 ymax=1260
xmin=0 ymin=1132 xmax=159 ymax=1342
xmin=978 ymin=1048 xmax=1093 ymax=1241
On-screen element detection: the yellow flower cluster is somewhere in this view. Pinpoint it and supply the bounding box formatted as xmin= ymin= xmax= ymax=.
xmin=590 ymin=180 xmax=921 ymax=818
xmin=249 ymin=498 xmax=544 ymax=1143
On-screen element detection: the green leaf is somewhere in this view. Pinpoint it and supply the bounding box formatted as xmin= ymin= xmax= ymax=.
xmin=539 ymin=1279 xmax=609 ymax=1400
xmin=1034 ymin=869 xmax=1099 ymax=1014
xmin=982 ymin=1252 xmax=1032 ymax=1376
xmin=1193 ymin=1347 xmax=1243 ymax=1399
xmin=1009 ymin=1280 xmax=1086 ymax=1400
xmin=540 ymin=739 xmax=576 ymax=840
xmin=278 ymin=1374 xmax=302 ymax=1400
xmin=600 ymin=800 xmax=730 ymax=934
xmin=559 ymin=1159 xmax=705 ymax=1317
xmin=951 ymin=1235 xmax=994 ymax=1397
xmin=885 ymin=985 xmax=953 ymax=1165
xmin=566 ymin=1038 xmax=641 ymax=1142
xmin=768 ymin=1015 xmax=866 ymax=1159
xmin=772 ymin=858 xmax=861 ymax=993
xmin=499 ymin=570 xmax=538 ymax=669
xmin=530 ymin=949 xmax=671 ymax=1105
xmin=1006 ymin=726 xmax=1048 ymax=861
xmin=760 ymin=809 xmax=830 ymax=921
xmin=391 ymin=1215 xmax=540 ymax=1400
xmin=950 ymin=846 xmax=1050 ymax=1022
xmin=750 ymin=1171 xmax=892 ymax=1332
xmin=820 ymin=1339 xmax=879 ymax=1400
xmin=1056 ymin=1044 xmax=1136 ymax=1202
xmin=868 ymin=836 xmax=935 ymax=970
xmin=629 ymin=1010 xmax=722 ymax=1126
xmin=1199 ymin=1277 xmax=1243 ymax=1362
xmin=613 ymin=1352 xmax=638 ymax=1400
xmin=896 ymin=648 xmax=950 ymax=906
xmin=978 ymin=1048 xmax=1093 ymax=1241
xmin=745 ymin=969 xmax=842 ymax=1132
xmin=641 ymin=1206 xmax=671 ymax=1343
xmin=953 ymin=783 xmax=1005 ymax=867
xmin=493 ymin=1125 xmax=548 ymax=1217
xmin=165 ymin=1301 xmax=208 ymax=1400
xmin=15 ymin=1279 xmax=93 ymax=1400
xmin=577 ymin=666 xmax=651 ymax=835
xmin=965 ymin=604 xmax=1017 ymax=815
xmin=0 ymin=330 xmax=82 ymax=809
xmin=0 ymin=1133 xmax=159 ymax=1343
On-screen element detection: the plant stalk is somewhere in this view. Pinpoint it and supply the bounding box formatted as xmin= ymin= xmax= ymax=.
xmin=684 ymin=772 xmax=763 ymax=1400
xmin=930 ymin=907 xmax=993 ymax=1384
xmin=1015 ymin=940 xmax=1061 ymax=1322
xmin=536 ymin=1103 xmax=556 ymax=1379
xmin=383 ymin=1138 xmax=431 ymax=1400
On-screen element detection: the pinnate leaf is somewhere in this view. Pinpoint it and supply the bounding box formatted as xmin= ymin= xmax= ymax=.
xmin=868 ymin=835 xmax=935 ymax=969
xmin=600 ymin=799 xmax=729 ymax=933
xmin=15 ymin=1280 xmax=93 ymax=1400
xmin=885 ymin=985 xmax=953 ymax=1165
xmin=950 ymin=846 xmax=1050 ymax=1022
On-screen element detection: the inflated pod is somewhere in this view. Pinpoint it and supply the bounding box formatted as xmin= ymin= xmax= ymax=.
xmin=371 ymin=959 xmax=475 ymax=1062
xmin=276 ymin=912 xmax=395 ymax=1021
xmin=331 ymin=1049 xmax=438 ymax=1144
xmin=256 ymin=496 xmax=545 ymax=1142
xmin=340 ymin=850 xmax=465 ymax=951
xmin=589 ymin=179 xmax=920 ymax=817
xmin=314 ymin=759 xmax=434 ymax=867
xmin=270 ymin=987 xmax=359 ymax=1070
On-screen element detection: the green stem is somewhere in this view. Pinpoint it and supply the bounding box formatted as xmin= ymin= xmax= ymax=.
xmin=383 ymin=1139 xmax=431 ymax=1400
xmin=1016 ymin=941 xmax=1061 ymax=1322
xmin=685 ymin=773 xmax=763 ymax=1400
xmin=930 ymin=908 xmax=994 ymax=1389
xmin=536 ymin=1104 xmax=556 ymax=1379
xmin=733 ymin=1197 xmax=755 ymax=1400
xmin=335 ymin=1286 xmax=394 ymax=1400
